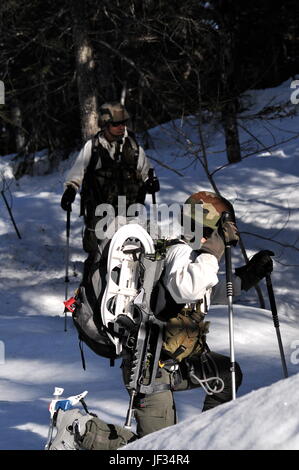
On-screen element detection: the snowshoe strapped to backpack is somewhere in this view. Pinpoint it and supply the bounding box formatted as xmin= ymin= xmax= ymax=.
xmin=69 ymin=223 xmax=210 ymax=370
xmin=70 ymin=224 xmax=159 ymax=367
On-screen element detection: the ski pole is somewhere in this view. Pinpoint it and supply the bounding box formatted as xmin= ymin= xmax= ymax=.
xmin=221 ymin=212 xmax=237 ymax=400
xmin=265 ymin=273 xmax=288 ymax=378
xmin=148 ymin=169 xmax=159 ymax=238
xmin=148 ymin=168 xmax=157 ymax=205
xmin=64 ymin=209 xmax=71 ymax=332
xmin=124 ymin=390 xmax=136 ymax=430
xmin=1 ymin=190 xmax=22 ymax=239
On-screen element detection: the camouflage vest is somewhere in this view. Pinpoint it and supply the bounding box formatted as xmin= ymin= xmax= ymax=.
xmin=81 ymin=131 xmax=145 ymax=222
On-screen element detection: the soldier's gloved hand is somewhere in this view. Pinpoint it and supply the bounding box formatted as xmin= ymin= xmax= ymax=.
xmin=235 ymin=250 xmax=274 ymax=291
xmin=200 ymin=229 xmax=225 ymax=262
xmin=61 ymin=186 xmax=76 ymax=211
xmin=144 ymin=176 xmax=160 ymax=194
xmin=219 ymin=212 xmax=239 ymax=246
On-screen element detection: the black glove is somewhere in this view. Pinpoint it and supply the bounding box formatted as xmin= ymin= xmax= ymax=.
xmin=200 ymin=229 xmax=225 ymax=262
xmin=61 ymin=185 xmax=76 ymax=211
xmin=235 ymin=250 xmax=274 ymax=291
xmin=145 ymin=169 xmax=160 ymax=194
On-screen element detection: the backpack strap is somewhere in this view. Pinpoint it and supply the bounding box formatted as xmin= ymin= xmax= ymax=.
xmin=80 ymin=133 xmax=101 ymax=217
xmin=88 ymin=132 xmax=102 ymax=172
xmin=127 ymin=130 xmax=139 ymax=153
xmin=154 ymin=238 xmax=185 ymax=260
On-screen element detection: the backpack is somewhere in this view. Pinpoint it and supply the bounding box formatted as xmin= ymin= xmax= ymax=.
xmin=69 ymin=231 xmax=208 ymax=369
xmin=72 ymin=289 xmax=117 ymax=364
xmin=70 ymin=227 xmax=167 ymax=368
xmin=71 ymin=247 xmax=119 ymax=368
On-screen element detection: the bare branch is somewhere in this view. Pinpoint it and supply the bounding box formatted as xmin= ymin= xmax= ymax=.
xmin=147 ymin=155 xmax=184 ymax=176
xmin=211 ymin=132 xmax=299 ymax=176
xmin=241 ymin=231 xmax=299 ymax=252
xmin=238 ymin=122 xmax=274 ymax=156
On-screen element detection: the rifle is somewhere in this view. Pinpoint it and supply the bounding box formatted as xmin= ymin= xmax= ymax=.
xmin=124 ymin=254 xmax=166 ymax=429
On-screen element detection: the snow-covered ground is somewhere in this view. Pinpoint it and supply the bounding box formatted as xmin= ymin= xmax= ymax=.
xmin=125 ymin=364 xmax=299 ymax=451
xmin=0 ymin=78 xmax=298 ymax=450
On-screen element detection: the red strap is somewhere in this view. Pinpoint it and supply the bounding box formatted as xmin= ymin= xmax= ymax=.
xmin=63 ymin=297 xmax=77 ymax=313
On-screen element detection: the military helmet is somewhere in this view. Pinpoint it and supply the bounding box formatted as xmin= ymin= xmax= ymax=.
xmin=184 ymin=191 xmax=235 ymax=230
xmin=99 ymin=102 xmax=130 ymax=127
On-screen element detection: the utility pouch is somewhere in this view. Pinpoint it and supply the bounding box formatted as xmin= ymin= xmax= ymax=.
xmin=162 ymin=302 xmax=210 ymax=362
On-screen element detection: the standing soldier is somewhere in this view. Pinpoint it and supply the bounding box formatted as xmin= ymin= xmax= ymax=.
xmin=60 ymin=102 xmax=159 ymax=282
xmin=51 ymin=191 xmax=274 ymax=450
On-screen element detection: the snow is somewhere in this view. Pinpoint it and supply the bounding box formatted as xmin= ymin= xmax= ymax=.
xmin=125 ymin=371 xmax=299 ymax=450
xmin=0 ymin=77 xmax=299 ymax=450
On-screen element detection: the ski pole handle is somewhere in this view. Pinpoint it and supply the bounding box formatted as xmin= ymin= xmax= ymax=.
xmin=66 ymin=208 xmax=71 ymax=238
xmin=152 ymin=191 xmax=156 ymax=205
xmin=219 ymin=211 xmax=239 ymax=247
xmin=147 ymin=168 xmax=159 ymax=205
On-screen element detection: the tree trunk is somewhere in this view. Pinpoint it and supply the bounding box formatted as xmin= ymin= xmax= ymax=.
xmin=11 ymin=100 xmax=25 ymax=153
xmin=71 ymin=2 xmax=99 ymax=142
xmin=222 ymin=98 xmax=241 ymax=163
xmin=218 ymin=0 xmax=241 ymax=163
xmin=0 ymin=80 xmax=4 ymax=105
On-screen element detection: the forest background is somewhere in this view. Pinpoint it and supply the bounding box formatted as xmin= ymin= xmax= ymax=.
xmin=1 ymin=0 xmax=299 ymax=174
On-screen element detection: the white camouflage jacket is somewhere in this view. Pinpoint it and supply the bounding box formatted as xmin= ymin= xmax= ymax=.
xmin=162 ymin=242 xmax=242 ymax=309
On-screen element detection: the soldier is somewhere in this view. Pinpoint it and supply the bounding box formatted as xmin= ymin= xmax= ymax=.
xmin=50 ymin=191 xmax=274 ymax=450
xmin=60 ymin=102 xmax=159 ymax=282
